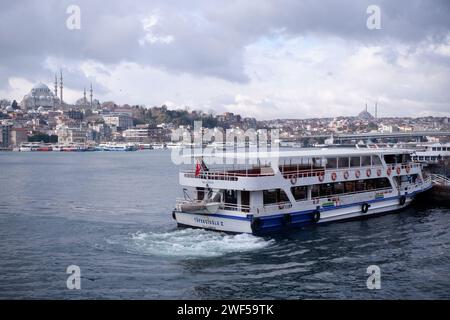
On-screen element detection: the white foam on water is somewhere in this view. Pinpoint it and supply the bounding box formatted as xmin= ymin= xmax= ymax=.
xmin=122 ymin=228 xmax=274 ymax=258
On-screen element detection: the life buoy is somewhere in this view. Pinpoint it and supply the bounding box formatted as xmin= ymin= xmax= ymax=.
xmin=355 ymin=170 xmax=361 ymax=178
xmin=318 ymin=172 xmax=325 ymax=182
xmin=361 ymin=203 xmax=370 ymax=213
xmin=331 ymin=172 xmax=337 ymax=181
xmin=282 ymin=214 xmax=292 ymax=226
xmin=396 ymin=167 xmax=401 ymax=174
xmin=387 ymin=167 xmax=392 ymax=176
xmin=290 ymin=174 xmax=298 ymax=185
xmin=366 ymin=168 xmax=372 ymax=177
xmin=251 ymin=218 xmax=263 ymax=232
xmin=343 ymin=171 xmax=349 ymax=179
xmin=399 ymin=195 xmax=406 ymax=206
xmin=377 ymin=168 xmax=382 ymax=177
xmin=278 ymin=203 xmax=285 ymax=210
xmin=312 ymin=210 xmax=321 ymax=223
xmin=405 ymin=165 xmax=411 ymax=173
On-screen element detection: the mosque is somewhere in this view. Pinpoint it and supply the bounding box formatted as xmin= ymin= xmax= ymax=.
xmin=20 ymin=70 xmax=98 ymax=110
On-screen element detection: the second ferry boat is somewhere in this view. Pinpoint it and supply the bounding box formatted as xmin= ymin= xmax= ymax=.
xmin=173 ymin=148 xmax=433 ymax=234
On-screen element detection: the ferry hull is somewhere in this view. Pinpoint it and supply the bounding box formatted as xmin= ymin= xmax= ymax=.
xmin=174 ymin=193 xmax=420 ymax=235
xmin=174 ymin=211 xmax=253 ymax=234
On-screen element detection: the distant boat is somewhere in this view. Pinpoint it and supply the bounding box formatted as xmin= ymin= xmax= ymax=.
xmin=96 ymin=143 xmax=138 ymax=151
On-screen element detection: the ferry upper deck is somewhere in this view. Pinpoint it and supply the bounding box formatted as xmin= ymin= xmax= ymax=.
xmin=179 ymin=148 xmax=421 ymax=190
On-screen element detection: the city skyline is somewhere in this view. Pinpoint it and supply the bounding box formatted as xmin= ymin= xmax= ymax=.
xmin=0 ymin=0 xmax=450 ymax=120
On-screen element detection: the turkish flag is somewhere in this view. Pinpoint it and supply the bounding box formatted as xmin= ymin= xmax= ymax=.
xmin=195 ymin=161 xmax=201 ymax=176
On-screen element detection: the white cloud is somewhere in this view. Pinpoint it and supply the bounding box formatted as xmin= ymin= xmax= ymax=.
xmin=1 ymin=0 xmax=450 ymax=119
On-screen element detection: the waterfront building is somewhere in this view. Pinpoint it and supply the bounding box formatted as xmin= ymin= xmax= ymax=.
xmin=102 ymin=113 xmax=133 ymax=131
xmin=0 ymin=122 xmax=12 ymax=147
xmin=10 ymin=128 xmax=28 ymax=146
xmin=56 ymin=125 xmax=87 ymax=144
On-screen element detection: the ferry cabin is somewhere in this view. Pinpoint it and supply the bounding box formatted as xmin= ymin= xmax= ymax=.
xmin=173 ymin=149 xmax=433 ymax=234
xmin=411 ymin=143 xmax=450 ymax=163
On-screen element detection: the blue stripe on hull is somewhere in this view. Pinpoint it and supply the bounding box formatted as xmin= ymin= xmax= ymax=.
xmin=176 ymin=187 xmax=431 ymax=234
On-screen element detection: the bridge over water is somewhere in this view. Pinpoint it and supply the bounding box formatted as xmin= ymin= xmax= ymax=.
xmin=283 ymin=131 xmax=450 ymax=144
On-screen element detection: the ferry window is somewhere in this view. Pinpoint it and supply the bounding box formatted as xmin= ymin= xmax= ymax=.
xmin=291 ymin=186 xmax=307 ymax=201
xmin=355 ymin=180 xmax=365 ymax=192
xmin=350 ymin=156 xmax=361 ymax=167
xmin=278 ymin=189 xmax=289 ymax=202
xmin=344 ymin=181 xmax=355 ymax=193
xmin=432 ymin=147 xmax=437 ymax=151
xmin=437 ymin=147 xmax=442 ymax=151
xmin=326 ymin=157 xmax=337 ymax=169
xmin=376 ymin=178 xmax=391 ymax=189
xmin=338 ymin=157 xmax=349 ymax=168
xmin=334 ymin=182 xmax=345 ymax=194
xmin=366 ymin=179 xmax=376 ymax=190
xmin=402 ymin=154 xmax=412 ymax=163
xmin=263 ymin=189 xmax=277 ymax=205
xmin=320 ymin=183 xmax=333 ymax=196
xmin=372 ymin=155 xmax=382 ymax=166
xmin=312 ymin=157 xmax=322 ymax=168
xmin=361 ymin=156 xmax=371 ymax=167
xmin=384 ymin=155 xmax=396 ymax=164
xmin=263 ymin=189 xmax=289 ymax=205
xmin=224 ymin=190 xmax=237 ymax=204
xmin=311 ymin=185 xmax=320 ymax=198
xmin=196 ymin=187 xmax=205 ymax=200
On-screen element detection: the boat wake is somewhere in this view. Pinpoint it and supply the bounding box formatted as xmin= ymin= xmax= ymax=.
xmin=108 ymin=228 xmax=274 ymax=258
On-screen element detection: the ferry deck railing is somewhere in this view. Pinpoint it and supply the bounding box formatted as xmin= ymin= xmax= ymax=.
xmin=182 ymin=162 xmax=422 ymax=181
xmin=429 ymin=174 xmax=450 ymax=186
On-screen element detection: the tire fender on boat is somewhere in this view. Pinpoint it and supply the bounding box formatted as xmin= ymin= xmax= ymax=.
xmin=251 ymin=217 xmax=263 ymax=232
xmin=172 ymin=210 xmax=176 ymax=220
xmin=312 ymin=209 xmax=321 ymax=223
xmin=282 ymin=213 xmax=292 ymax=226
xmin=399 ymin=195 xmax=406 ymax=206
xmin=361 ymin=203 xmax=370 ymax=213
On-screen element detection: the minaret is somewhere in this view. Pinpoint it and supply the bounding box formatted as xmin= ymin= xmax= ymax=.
xmin=54 ymin=74 xmax=58 ymax=97
xmin=59 ymin=69 xmax=63 ymax=106
xmin=83 ymin=87 xmax=87 ymax=109
xmin=375 ymin=101 xmax=378 ymax=119
xmin=90 ymin=83 xmax=93 ymax=108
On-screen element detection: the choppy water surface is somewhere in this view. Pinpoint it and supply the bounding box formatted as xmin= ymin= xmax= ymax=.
xmin=0 ymin=151 xmax=449 ymax=299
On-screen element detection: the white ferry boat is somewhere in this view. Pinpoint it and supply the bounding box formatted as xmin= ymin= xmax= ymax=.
xmin=410 ymin=142 xmax=450 ymax=163
xmin=96 ymin=143 xmax=138 ymax=151
xmin=172 ymin=148 xmax=433 ymax=234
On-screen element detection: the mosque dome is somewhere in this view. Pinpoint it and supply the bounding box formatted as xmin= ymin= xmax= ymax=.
xmin=358 ymin=110 xmax=374 ymax=120
xmin=20 ymin=82 xmax=60 ymax=110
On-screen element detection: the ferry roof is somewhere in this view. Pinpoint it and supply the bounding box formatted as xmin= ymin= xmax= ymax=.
xmin=188 ymin=147 xmax=411 ymax=159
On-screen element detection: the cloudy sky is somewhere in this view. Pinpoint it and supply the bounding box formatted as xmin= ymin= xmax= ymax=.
xmin=0 ymin=0 xmax=449 ymax=119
